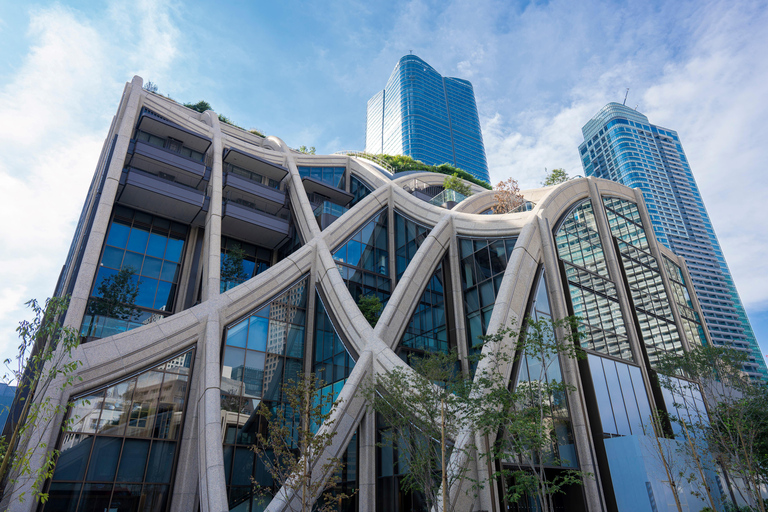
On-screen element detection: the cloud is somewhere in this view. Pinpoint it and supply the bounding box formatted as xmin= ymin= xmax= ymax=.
xmin=0 ymin=2 xmax=182 ymax=364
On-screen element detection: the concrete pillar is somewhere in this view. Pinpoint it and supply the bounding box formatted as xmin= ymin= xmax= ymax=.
xmin=64 ymin=76 xmax=145 ymax=330
xmin=358 ymin=411 xmax=376 ymax=511
xmin=200 ymin=111 xmax=222 ymax=302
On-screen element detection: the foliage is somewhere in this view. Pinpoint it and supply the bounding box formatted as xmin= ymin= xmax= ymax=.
xmin=362 ymin=350 xmax=474 ymax=512
xmin=443 ymin=173 xmax=472 ymax=197
xmin=142 ymin=81 xmax=159 ymax=93
xmin=357 ymin=294 xmax=382 ymax=328
xmin=0 ymin=297 xmax=83 ymax=504
xmin=473 ymin=317 xmax=590 ymax=512
xmin=374 ymin=154 xmax=492 ymax=190
xmin=249 ymin=128 xmax=265 ymax=138
xmin=252 ymin=372 xmax=352 ymax=512
xmin=656 ymin=346 xmax=768 ymax=512
xmin=298 ymin=146 xmax=316 ymax=155
xmin=221 ymin=244 xmax=249 ymax=292
xmin=492 ymin=177 xmax=525 ymax=214
xmin=541 ymin=168 xmax=568 ymax=186
xmin=183 ymin=100 xmax=212 ymax=113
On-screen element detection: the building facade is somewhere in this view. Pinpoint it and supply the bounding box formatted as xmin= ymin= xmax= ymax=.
xmin=365 ymin=54 xmax=491 ymax=184
xmin=578 ymin=103 xmax=766 ymax=381
xmin=5 ymin=79 xmax=729 ymax=512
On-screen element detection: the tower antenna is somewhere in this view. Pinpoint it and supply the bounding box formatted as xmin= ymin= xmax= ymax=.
xmin=623 ymin=88 xmax=629 ymax=106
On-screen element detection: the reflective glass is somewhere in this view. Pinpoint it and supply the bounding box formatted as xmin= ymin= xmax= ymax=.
xmin=115 ymin=439 xmax=149 ymax=482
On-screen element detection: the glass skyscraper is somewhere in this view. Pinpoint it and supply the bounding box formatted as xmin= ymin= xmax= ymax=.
xmin=579 ymin=102 xmax=767 ymax=381
xmin=365 ymin=54 xmax=491 ymax=183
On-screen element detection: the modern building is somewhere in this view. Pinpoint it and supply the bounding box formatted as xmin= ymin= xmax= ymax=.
xmin=365 ymin=54 xmax=491 ymax=184
xmin=578 ymin=103 xmax=767 ymax=381
xmin=4 ymin=78 xmax=732 ymax=512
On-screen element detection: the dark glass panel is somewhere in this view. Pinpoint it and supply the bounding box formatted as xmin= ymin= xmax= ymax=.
xmin=78 ymin=483 xmax=112 ymax=512
xmin=153 ymin=282 xmax=175 ymax=311
xmin=135 ymin=278 xmax=157 ymax=309
xmin=141 ymin=257 xmax=162 ymax=280
xmin=52 ymin=434 xmax=92 ymax=481
xmin=108 ymin=483 xmax=143 ymax=512
xmin=587 ymin=355 xmax=616 ymax=436
xmin=116 ymin=439 xmax=150 ymax=482
xmin=232 ymin=447 xmax=255 ymax=486
xmin=45 ymin=483 xmax=81 ymax=512
xmin=85 ymin=436 xmax=122 ymax=482
xmin=138 ymin=484 xmax=169 ymax=512
xmin=285 ymin=325 xmax=304 ymax=359
xmin=164 ymin=238 xmax=184 ymax=263
xmin=91 ymin=268 xmax=117 ymax=298
xmin=122 ymin=252 xmax=144 ymax=273
xmin=145 ymin=441 xmax=176 ymax=483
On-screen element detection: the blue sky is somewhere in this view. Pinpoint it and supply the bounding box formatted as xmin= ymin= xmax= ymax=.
xmin=1 ymin=0 xmax=767 ymax=368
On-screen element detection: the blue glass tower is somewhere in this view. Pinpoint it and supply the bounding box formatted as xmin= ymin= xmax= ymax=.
xmin=579 ymin=103 xmax=767 ymax=381
xmin=366 ymin=55 xmax=490 ymax=183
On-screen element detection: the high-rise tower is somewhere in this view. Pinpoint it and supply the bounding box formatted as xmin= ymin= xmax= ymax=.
xmin=365 ymin=54 xmax=490 ymax=183
xmin=579 ymin=102 xmax=766 ymax=381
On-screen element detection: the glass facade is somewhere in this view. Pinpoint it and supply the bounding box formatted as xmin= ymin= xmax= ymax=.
xmin=588 ymin=354 xmax=652 ymax=438
xmin=394 ymin=211 xmax=431 ymax=280
xmin=458 ymin=237 xmax=516 ymax=357
xmin=220 ymin=277 xmax=308 ymax=511
xmin=555 ymin=200 xmax=633 ymax=361
xmin=580 ymin=102 xmax=767 ymax=381
xmin=313 ymin=292 xmax=355 ymax=401
xmin=220 ymin=236 xmax=272 ymax=293
xmin=81 ymin=206 xmax=187 ymax=341
xmin=513 ymin=271 xmax=578 ymax=467
xmin=398 ymin=259 xmax=450 ymax=361
xmin=297 ymin=166 xmax=345 ymax=189
xmin=333 ymin=210 xmax=391 ymax=303
xmin=365 ymin=55 xmax=490 ymax=183
xmin=602 ymin=197 xmax=684 ymax=365
xmin=663 ymin=256 xmax=708 ymax=349
xmin=349 ymin=175 xmax=372 ymax=209
xmin=45 ymin=349 xmax=194 ymax=512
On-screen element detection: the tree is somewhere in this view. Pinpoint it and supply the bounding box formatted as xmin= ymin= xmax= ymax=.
xmin=443 ymin=173 xmax=472 ymax=197
xmin=142 ymin=81 xmax=159 ymax=93
xmin=357 ymin=294 xmax=382 ymax=327
xmin=363 ymin=350 xmax=475 ymax=512
xmin=656 ymin=346 xmax=768 ymax=512
xmin=541 ymin=168 xmax=568 ymax=186
xmin=492 ymin=177 xmax=525 ymax=214
xmin=473 ymin=317 xmax=590 ymax=512
xmin=298 ymin=146 xmax=316 ymax=155
xmin=0 ymin=297 xmax=83 ymax=505
xmin=82 ymin=267 xmax=141 ymax=338
xmin=221 ymin=244 xmax=249 ymax=292
xmin=183 ymin=100 xmax=213 ymax=113
xmin=252 ymin=372 xmax=352 ymax=512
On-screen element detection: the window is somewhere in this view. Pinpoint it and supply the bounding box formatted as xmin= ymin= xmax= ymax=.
xmin=45 ymin=349 xmax=194 ymax=512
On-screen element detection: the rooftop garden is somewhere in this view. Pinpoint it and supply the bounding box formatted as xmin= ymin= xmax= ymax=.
xmin=372 ymin=154 xmax=492 ymax=190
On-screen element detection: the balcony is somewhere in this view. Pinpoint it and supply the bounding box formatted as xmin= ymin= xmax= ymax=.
xmin=223 ymin=172 xmax=286 ymax=214
xmin=221 ymin=199 xmax=290 ymax=249
xmin=223 ymin=148 xmax=288 ymax=183
xmin=301 ymin=177 xmax=353 ymax=207
xmin=429 ymin=189 xmax=469 ymax=209
xmin=117 ymin=168 xmax=208 ymax=226
xmin=129 ymin=140 xmax=208 ymax=188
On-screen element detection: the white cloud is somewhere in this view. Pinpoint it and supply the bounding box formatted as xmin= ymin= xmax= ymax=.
xmin=0 ymin=2 xmax=182 ymax=365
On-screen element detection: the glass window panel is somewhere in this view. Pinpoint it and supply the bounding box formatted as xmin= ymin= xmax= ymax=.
xmin=604 ymin=360 xmax=631 ymax=436
xmin=242 ymin=351 xmax=265 ymax=399
xmin=98 ymin=380 xmax=135 ymax=436
xmin=346 ymin=240 xmax=362 ymax=267
xmin=135 ymin=278 xmax=157 ymax=309
xmin=78 ymin=483 xmax=112 ymax=512
xmin=68 ymin=393 xmax=104 ymax=434
xmin=101 ymin=247 xmax=124 ymax=270
xmin=116 ymin=439 xmax=150 ymax=482
xmin=52 ymin=434 xmax=92 ymax=481
xmin=146 ymin=233 xmax=168 ymax=259
xmin=222 ymin=347 xmax=246 ymax=387
xmin=85 ymin=436 xmax=122 ymax=482
xmin=108 ymin=483 xmax=143 ymax=511
xmin=91 ymin=268 xmax=117 ymax=298
xmin=153 ymin=281 xmax=175 ymax=311
xmin=155 ymin=374 xmax=187 ymax=439
xmin=262 ymin=356 xmax=285 ymax=402
xmin=588 ymin=355 xmax=617 ymax=436
xmin=141 ymin=257 xmax=162 ymax=280
xmin=122 ymin=251 xmax=144 ymax=273
xmin=232 ymin=447 xmax=254 ymax=486
xmin=106 ymin=221 xmax=131 ymax=249
xmin=45 ymin=483 xmax=81 ymax=512
xmin=139 ymin=484 xmax=169 ymax=512
xmin=246 ymin=317 xmax=268 ymax=351
xmin=127 ymin=227 xmax=150 ymax=254
xmin=126 ymin=371 xmax=164 ymax=437
xmin=165 ymin=238 xmax=184 ymax=263
xmin=285 ymin=325 xmax=304 ymax=359
xmin=227 ymin=320 xmax=249 ymax=349
xmin=145 ymin=441 xmax=176 ymax=483
xmin=617 ymin=362 xmax=643 ymax=435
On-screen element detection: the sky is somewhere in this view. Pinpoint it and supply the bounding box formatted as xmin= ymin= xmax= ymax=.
xmin=0 ymin=0 xmax=767 ymax=370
